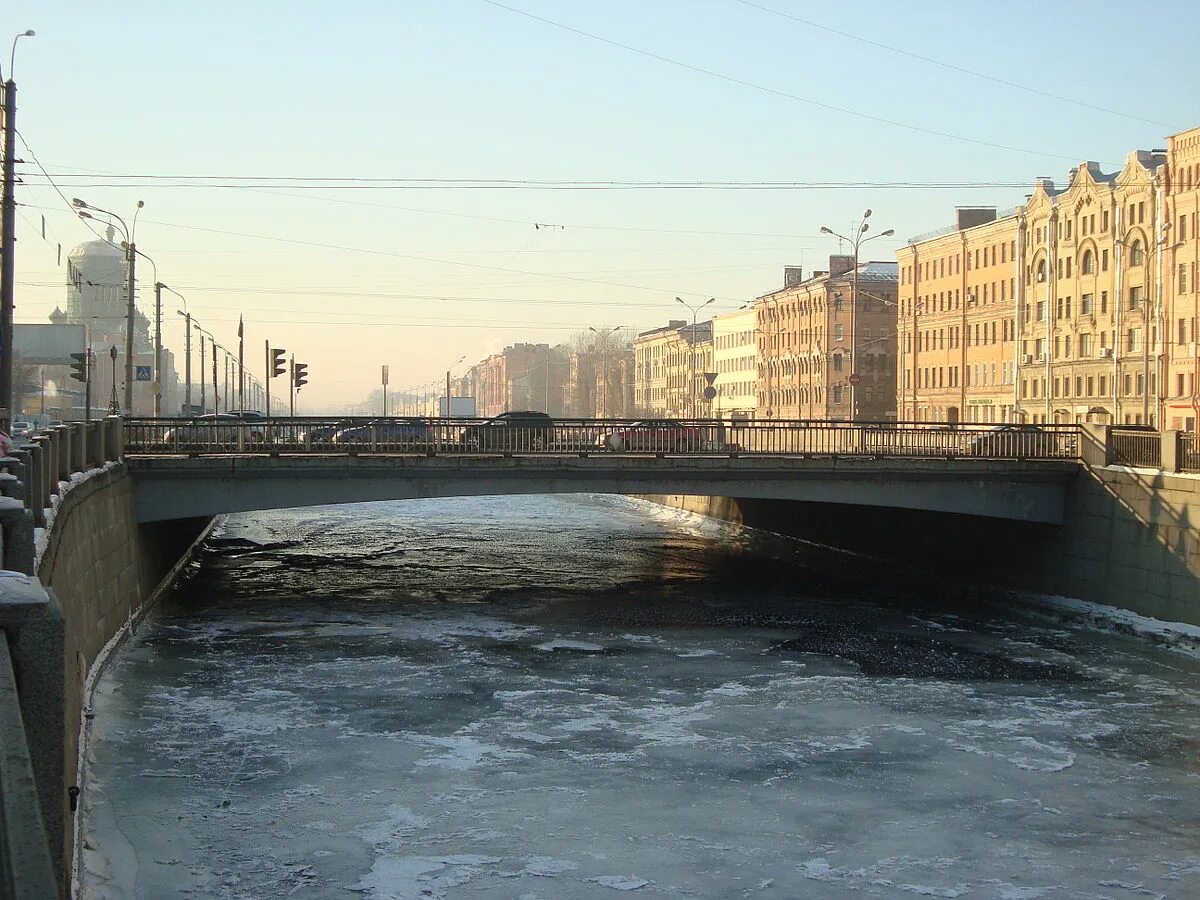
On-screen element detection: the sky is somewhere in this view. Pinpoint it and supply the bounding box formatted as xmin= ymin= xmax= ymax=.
xmin=7 ymin=0 xmax=1197 ymax=411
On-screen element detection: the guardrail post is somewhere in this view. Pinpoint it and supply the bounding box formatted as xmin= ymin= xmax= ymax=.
xmin=57 ymin=425 xmax=74 ymax=483
xmin=28 ymin=437 xmax=48 ymax=525
xmin=105 ymin=415 xmax=124 ymax=461
xmin=87 ymin=421 xmax=100 ymax=469
xmin=1161 ymin=429 xmax=1183 ymax=473
xmin=71 ymin=422 xmax=86 ymax=474
xmin=1079 ymin=423 xmax=1111 ymax=467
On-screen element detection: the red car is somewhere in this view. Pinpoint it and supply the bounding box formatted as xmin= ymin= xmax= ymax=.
xmin=602 ymin=419 xmax=704 ymax=452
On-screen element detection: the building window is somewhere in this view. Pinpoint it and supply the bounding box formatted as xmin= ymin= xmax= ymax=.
xmin=1036 ymin=300 xmax=1046 ymax=321
xmin=834 ymin=324 xmax=844 ymax=341
xmin=1102 ymin=211 xmax=1109 ymax=232
xmin=1130 ymin=240 xmax=1144 ymax=266
xmin=1180 ymin=264 xmax=1189 ymax=294
xmin=1081 ymin=293 xmax=1093 ymax=315
xmin=1037 ymin=260 xmax=1047 ymax=282
xmin=1100 ymin=291 xmax=1108 ymax=314
xmin=833 ymin=384 xmax=843 ymax=403
xmin=1102 ymin=248 xmax=1109 ymax=271
xmin=1181 ymin=215 xmax=1189 ymax=243
xmin=1129 ymin=285 xmax=1143 ymax=309
xmin=833 ymin=353 xmax=843 ymax=372
xmin=1081 ymin=250 xmax=1095 ymax=274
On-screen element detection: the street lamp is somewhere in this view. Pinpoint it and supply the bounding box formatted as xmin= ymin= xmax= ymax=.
xmin=444 ymin=355 xmax=465 ymax=417
xmin=674 ymin=298 xmax=714 ymax=418
xmin=75 ymin=197 xmax=145 ymax=413
xmin=0 ymin=30 xmax=35 ymax=421
xmin=820 ymin=212 xmax=895 ymax=420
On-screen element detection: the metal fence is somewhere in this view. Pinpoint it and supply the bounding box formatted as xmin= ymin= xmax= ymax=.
xmin=122 ymin=417 xmax=1083 ymax=461
xmin=1182 ymin=432 xmax=1200 ymax=473
xmin=1109 ymin=428 xmax=1162 ymax=468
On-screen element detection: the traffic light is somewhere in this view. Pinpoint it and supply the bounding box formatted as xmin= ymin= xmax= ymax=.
xmin=69 ymin=351 xmax=88 ymax=382
xmin=292 ymin=362 xmax=308 ymax=390
xmin=270 ymin=347 xmax=286 ymax=378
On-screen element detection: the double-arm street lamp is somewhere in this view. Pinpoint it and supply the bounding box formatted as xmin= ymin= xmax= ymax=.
xmin=821 ymin=211 xmax=894 ymax=420
xmin=74 ymin=197 xmax=144 ymax=412
xmin=674 ymin=297 xmax=714 ymax=418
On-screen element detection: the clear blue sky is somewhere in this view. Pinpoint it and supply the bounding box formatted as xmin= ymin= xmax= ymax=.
xmin=8 ymin=0 xmax=1197 ymax=409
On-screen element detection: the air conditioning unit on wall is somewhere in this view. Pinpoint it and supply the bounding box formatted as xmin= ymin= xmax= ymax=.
xmin=1098 ymin=348 xmax=1113 ymax=358
xmin=1022 ymin=354 xmax=1033 ymax=364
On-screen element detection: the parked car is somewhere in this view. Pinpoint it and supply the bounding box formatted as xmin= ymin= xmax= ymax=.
xmin=330 ymin=418 xmax=431 ymax=449
xmin=10 ymin=421 xmax=33 ymax=438
xmin=601 ymin=419 xmax=704 ymax=452
xmin=462 ymin=411 xmax=554 ymax=451
xmin=969 ymin=424 xmax=1060 ymax=458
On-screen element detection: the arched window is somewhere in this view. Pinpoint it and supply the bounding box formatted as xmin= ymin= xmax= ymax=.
xmin=1081 ymin=250 xmax=1095 ymax=274
xmin=1036 ymin=259 xmax=1047 ymax=282
xmin=1130 ymin=239 xmax=1144 ymax=266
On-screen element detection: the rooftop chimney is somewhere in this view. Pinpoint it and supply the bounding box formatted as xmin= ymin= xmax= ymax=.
xmin=955 ymin=208 xmax=997 ymax=231
xmin=783 ymin=266 xmax=804 ymax=287
xmin=828 ymin=255 xmax=855 ymax=277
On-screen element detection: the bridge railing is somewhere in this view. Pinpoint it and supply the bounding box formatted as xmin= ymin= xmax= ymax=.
xmin=1109 ymin=428 xmax=1162 ymax=468
xmin=1182 ymin=433 xmax=1199 ymax=473
xmin=121 ymin=417 xmax=1084 ymax=461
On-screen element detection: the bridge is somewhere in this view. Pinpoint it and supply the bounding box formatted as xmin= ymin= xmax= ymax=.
xmin=2 ymin=416 xmax=1199 ymax=898
xmin=120 ymin=417 xmax=1085 ymax=524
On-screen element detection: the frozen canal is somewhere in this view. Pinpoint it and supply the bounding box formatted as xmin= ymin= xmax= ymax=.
xmin=79 ymin=495 xmax=1200 ymax=899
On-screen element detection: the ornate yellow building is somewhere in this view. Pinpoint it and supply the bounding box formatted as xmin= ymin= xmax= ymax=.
xmin=1165 ymin=127 xmax=1200 ymax=431
xmin=899 ymin=144 xmax=1188 ymax=427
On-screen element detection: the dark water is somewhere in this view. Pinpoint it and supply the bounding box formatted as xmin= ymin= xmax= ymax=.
xmin=80 ymin=495 xmax=1200 ymax=899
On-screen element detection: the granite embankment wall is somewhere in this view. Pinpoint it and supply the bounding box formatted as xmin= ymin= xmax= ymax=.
xmin=34 ymin=463 xmax=211 ymax=889
xmin=638 ymin=465 xmax=1200 ymax=627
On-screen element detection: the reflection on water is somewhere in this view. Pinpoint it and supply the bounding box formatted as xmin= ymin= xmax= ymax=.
xmin=80 ymin=495 xmax=1200 ymax=899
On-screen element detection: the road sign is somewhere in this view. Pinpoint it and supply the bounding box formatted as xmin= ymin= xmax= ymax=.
xmin=848 ymin=373 xmax=862 ymax=386
xmin=702 ymin=386 xmax=717 ymax=400
xmin=135 ymin=365 xmax=152 ymax=381
xmin=703 ymin=372 xmax=718 ymax=386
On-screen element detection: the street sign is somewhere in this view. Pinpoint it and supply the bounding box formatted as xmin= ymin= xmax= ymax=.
xmin=703 ymin=372 xmax=718 ymax=386
xmin=848 ymin=373 xmax=862 ymax=386
xmin=702 ymin=386 xmax=717 ymax=400
xmin=135 ymin=365 xmax=152 ymax=381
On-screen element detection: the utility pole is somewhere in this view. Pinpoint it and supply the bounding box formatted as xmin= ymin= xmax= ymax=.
xmin=122 ymin=238 xmax=137 ymax=412
xmin=153 ymin=281 xmax=163 ymax=415
xmin=199 ymin=332 xmax=206 ymax=412
xmin=0 ymin=78 xmax=17 ymax=419
xmin=237 ymin=316 xmax=245 ymax=412
xmin=211 ymin=337 xmax=218 ymax=414
xmin=183 ymin=313 xmax=192 ymax=413
xmin=264 ymin=341 xmax=271 ymax=419
xmin=445 ymin=369 xmax=451 ymax=417
xmin=381 ymin=365 xmax=389 ymax=417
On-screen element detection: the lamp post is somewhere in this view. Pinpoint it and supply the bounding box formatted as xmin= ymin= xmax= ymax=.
xmin=444 ymin=355 xmax=465 ymax=417
xmin=0 ymin=29 xmax=33 ymax=421
xmin=674 ymin=298 xmax=714 ymax=418
xmin=74 ymin=198 xmax=145 ymax=413
xmin=821 ymin=212 xmax=894 ymax=421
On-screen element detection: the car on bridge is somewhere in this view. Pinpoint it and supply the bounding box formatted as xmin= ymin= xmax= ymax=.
xmin=600 ymin=419 xmax=705 ymax=452
xmin=968 ymin=424 xmax=1063 ymax=458
xmin=462 ymin=411 xmax=554 ymax=451
xmin=330 ymin=418 xmax=432 ymax=450
xmin=158 ymin=413 xmax=268 ymax=452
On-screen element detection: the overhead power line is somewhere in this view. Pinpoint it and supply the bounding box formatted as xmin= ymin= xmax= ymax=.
xmin=732 ymin=1 xmax=1174 ymax=129
xmin=477 ymin=0 xmax=1082 ymax=162
xmin=22 ymin=172 xmax=1032 ymax=190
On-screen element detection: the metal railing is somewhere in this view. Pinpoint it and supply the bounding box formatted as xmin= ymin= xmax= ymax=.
xmin=122 ymin=417 xmax=1084 ymax=461
xmin=1109 ymin=428 xmax=1162 ymax=468
xmin=1182 ymin=432 xmax=1199 ymax=473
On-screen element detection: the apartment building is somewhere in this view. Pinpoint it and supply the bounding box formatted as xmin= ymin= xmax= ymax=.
xmin=756 ymin=259 xmax=898 ymax=421
xmin=900 ymin=148 xmax=1176 ymax=426
xmin=633 ymin=320 xmax=713 ymax=418
xmin=1166 ymin=127 xmax=1200 ymax=431
xmin=896 ymin=208 xmax=1020 ymax=423
xmin=712 ymin=306 xmax=758 ymax=419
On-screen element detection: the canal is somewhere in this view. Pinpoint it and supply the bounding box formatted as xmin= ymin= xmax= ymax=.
xmin=79 ymin=495 xmax=1200 ymax=898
